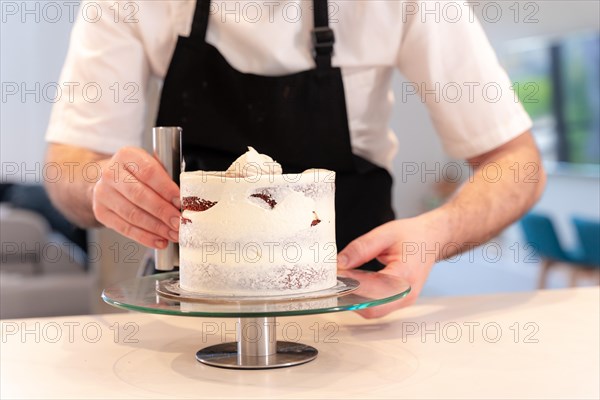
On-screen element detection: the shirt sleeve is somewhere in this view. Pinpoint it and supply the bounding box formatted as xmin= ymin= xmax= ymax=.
xmin=45 ymin=0 xmax=151 ymax=154
xmin=395 ymin=3 xmax=532 ymax=159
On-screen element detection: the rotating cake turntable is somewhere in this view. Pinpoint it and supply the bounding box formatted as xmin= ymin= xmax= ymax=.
xmin=102 ymin=128 xmax=411 ymax=369
xmin=101 ymin=269 xmax=410 ymax=370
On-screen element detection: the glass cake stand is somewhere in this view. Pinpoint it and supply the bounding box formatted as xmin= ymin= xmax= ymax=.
xmin=102 ymin=269 xmax=411 ymax=370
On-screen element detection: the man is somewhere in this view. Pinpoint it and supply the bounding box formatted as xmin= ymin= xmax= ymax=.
xmin=44 ymin=1 xmax=545 ymax=317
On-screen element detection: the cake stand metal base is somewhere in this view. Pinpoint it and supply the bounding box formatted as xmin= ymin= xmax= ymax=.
xmin=196 ymin=317 xmax=317 ymax=369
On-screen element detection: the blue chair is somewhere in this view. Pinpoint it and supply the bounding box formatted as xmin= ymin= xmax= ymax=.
xmin=520 ymin=213 xmax=586 ymax=288
xmin=572 ymin=217 xmax=600 ymax=267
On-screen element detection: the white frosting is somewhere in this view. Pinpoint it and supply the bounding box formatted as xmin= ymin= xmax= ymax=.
xmin=225 ymin=146 xmax=283 ymax=177
xmin=179 ymin=149 xmax=337 ymax=296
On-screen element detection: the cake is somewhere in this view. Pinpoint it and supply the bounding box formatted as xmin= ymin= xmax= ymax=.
xmin=178 ymin=147 xmax=337 ymax=296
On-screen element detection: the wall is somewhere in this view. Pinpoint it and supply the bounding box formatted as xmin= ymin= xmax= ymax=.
xmin=1 ymin=3 xmax=73 ymax=179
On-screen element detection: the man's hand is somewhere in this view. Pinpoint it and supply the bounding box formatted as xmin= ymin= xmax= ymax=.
xmin=337 ymin=131 xmax=546 ymax=318
xmin=337 ymin=215 xmax=446 ymax=319
xmin=92 ymin=147 xmax=181 ymax=249
xmin=45 ymin=144 xmax=181 ymax=249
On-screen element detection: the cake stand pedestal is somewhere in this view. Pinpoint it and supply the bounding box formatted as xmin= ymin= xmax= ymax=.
xmin=196 ymin=316 xmax=318 ymax=368
xmin=102 ymin=270 xmax=410 ymax=370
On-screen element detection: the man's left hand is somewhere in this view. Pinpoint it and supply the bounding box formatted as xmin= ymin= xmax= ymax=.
xmin=337 ymin=213 xmax=447 ymax=319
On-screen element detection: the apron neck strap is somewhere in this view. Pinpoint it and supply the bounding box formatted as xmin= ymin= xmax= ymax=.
xmin=189 ymin=0 xmax=335 ymax=70
xmin=189 ymin=0 xmax=211 ymax=41
xmin=312 ymin=0 xmax=335 ymax=69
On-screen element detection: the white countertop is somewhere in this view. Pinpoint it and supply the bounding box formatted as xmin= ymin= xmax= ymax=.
xmin=1 ymin=287 xmax=599 ymax=399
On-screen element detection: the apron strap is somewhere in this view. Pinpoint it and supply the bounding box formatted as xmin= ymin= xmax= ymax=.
xmin=189 ymin=0 xmax=211 ymax=41
xmin=312 ymin=0 xmax=335 ymax=69
xmin=189 ymin=0 xmax=335 ymax=70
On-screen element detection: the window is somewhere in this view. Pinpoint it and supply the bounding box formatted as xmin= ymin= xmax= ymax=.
xmin=504 ymin=32 xmax=599 ymax=165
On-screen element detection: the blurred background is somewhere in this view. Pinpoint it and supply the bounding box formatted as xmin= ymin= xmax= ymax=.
xmin=1 ymin=0 xmax=599 ymax=318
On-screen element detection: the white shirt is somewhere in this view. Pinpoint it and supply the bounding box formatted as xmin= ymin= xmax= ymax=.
xmin=46 ymin=0 xmax=532 ymax=170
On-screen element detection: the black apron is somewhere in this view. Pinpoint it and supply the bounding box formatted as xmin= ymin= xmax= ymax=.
xmin=156 ymin=0 xmax=394 ymax=271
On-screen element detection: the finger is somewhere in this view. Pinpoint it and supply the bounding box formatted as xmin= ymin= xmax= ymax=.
xmin=118 ymin=147 xmax=180 ymax=207
xmin=114 ymin=164 xmax=181 ymax=232
xmin=337 ymin=223 xmax=396 ymax=270
xmin=95 ymin=184 xmax=178 ymax=242
xmin=355 ymin=264 xmax=416 ymax=318
xmin=99 ymin=207 xmax=169 ymax=250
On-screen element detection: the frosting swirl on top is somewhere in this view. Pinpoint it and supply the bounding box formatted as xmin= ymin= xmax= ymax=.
xmin=225 ymin=146 xmax=283 ymax=177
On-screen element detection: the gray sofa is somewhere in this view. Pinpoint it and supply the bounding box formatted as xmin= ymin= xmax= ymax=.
xmin=0 ymin=204 xmax=93 ymax=318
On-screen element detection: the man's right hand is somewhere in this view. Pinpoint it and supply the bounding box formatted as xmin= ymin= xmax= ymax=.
xmin=92 ymin=147 xmax=181 ymax=249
